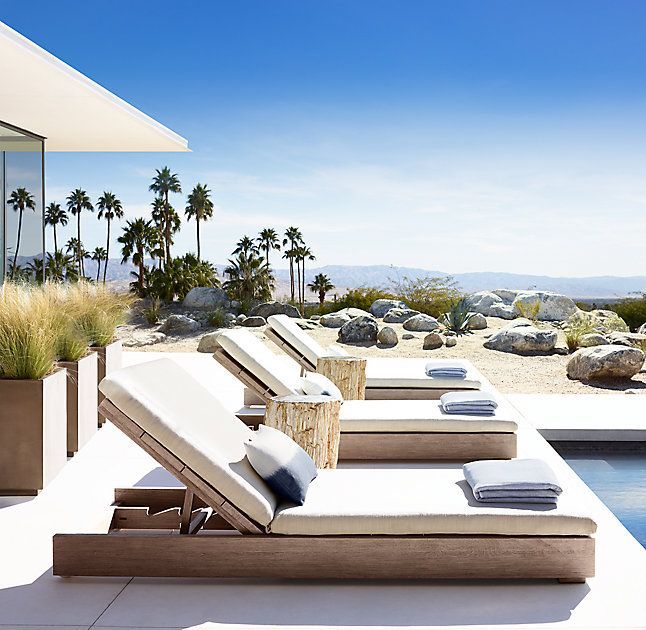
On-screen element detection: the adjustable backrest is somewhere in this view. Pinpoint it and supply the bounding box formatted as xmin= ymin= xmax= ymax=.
xmin=267 ymin=314 xmax=327 ymax=367
xmin=99 ymin=358 xmax=277 ymax=528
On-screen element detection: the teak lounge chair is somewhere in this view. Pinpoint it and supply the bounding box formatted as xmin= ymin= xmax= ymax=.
xmin=212 ymin=329 xmax=518 ymax=460
xmin=53 ymin=360 xmax=595 ymax=581
xmin=266 ymin=314 xmax=485 ymax=399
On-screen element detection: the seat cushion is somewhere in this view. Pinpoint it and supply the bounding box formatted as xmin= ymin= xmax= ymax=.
xmin=365 ymin=358 xmax=482 ymax=390
xmin=269 ymin=468 xmax=596 ymax=536
xmin=268 ymin=314 xmax=326 ymax=367
xmin=99 ymin=359 xmax=277 ymax=527
xmin=338 ymin=400 xmax=517 ymax=433
xmin=300 ymin=372 xmax=343 ymax=400
xmin=216 ymin=329 xmax=301 ymax=397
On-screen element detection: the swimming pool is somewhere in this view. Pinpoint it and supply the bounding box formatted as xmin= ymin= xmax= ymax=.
xmin=554 ymin=446 xmax=646 ymax=548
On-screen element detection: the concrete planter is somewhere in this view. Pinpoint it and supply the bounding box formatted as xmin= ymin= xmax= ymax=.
xmin=58 ymin=352 xmax=98 ymax=456
xmin=92 ymin=340 xmax=122 ymax=426
xmin=0 ymin=369 xmax=67 ymax=495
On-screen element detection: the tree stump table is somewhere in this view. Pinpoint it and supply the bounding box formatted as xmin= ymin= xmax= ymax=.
xmin=317 ymin=356 xmax=367 ymax=400
xmin=265 ymin=395 xmax=342 ymax=469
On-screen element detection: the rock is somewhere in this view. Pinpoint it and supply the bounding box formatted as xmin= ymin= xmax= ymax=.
xmin=465 ymin=291 xmax=505 ymax=316
xmin=338 ymin=316 xmax=378 ymax=344
xmin=403 ymin=313 xmax=440 ymax=332
xmin=337 ymin=307 xmax=373 ymax=318
xmin=241 ymin=316 xmax=267 ymax=327
xmin=197 ymin=331 xmax=225 ymax=353
xmin=402 ymin=333 xmax=416 ymax=340
xmin=639 ymin=323 xmax=646 ymax=335
xmin=183 ymin=287 xmax=229 ymax=310
xmin=377 ymin=326 xmax=398 ymax=346
xmin=423 ymin=332 xmax=444 ymax=350
xmin=370 ymin=299 xmax=408 ymax=318
xmin=121 ymin=331 xmax=167 ymax=348
xmin=320 ymin=312 xmax=353 ymax=328
xmin=492 ymin=289 xmax=520 ymax=303
xmin=467 ymin=312 xmax=487 ymax=330
xmin=159 ymin=314 xmax=201 ymax=335
xmin=512 ymin=291 xmax=579 ymax=321
xmin=567 ymin=345 xmax=645 ymax=381
xmin=310 ymin=315 xmax=321 ymax=321
xmin=297 ymin=320 xmax=316 ymax=330
xmin=579 ymin=333 xmax=609 ymax=348
xmin=608 ymin=331 xmax=646 ymax=347
xmin=236 ymin=314 xmax=247 ymax=323
xmin=445 ymin=336 xmax=457 ymax=347
xmin=489 ymin=304 xmax=516 ymax=319
xmin=383 ymin=307 xmax=420 ymax=323
xmin=249 ymin=301 xmax=300 ymax=319
xmin=483 ymin=321 xmax=558 ymax=354
xmin=588 ymin=309 xmax=629 ymax=333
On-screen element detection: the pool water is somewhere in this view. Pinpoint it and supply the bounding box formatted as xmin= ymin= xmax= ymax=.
xmin=558 ymin=449 xmax=646 ymax=548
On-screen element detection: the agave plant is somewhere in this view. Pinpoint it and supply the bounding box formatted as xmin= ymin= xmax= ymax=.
xmin=441 ymin=299 xmax=475 ymax=335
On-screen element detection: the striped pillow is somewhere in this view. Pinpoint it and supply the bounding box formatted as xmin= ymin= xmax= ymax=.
xmin=244 ymin=425 xmax=317 ymax=505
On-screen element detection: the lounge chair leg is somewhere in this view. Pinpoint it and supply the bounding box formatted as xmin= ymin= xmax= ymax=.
xmin=558 ymin=577 xmax=586 ymax=583
xmin=179 ymin=489 xmax=195 ymax=534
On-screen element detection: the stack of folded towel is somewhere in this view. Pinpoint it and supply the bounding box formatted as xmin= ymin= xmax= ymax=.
xmin=440 ymin=391 xmax=498 ymax=416
xmin=425 ymin=361 xmax=467 ymax=378
xmin=464 ymin=458 xmax=563 ymax=505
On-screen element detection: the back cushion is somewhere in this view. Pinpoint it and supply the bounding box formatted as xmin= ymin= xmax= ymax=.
xmin=99 ymin=358 xmax=277 ymax=527
xmin=268 ymin=314 xmax=326 ymax=367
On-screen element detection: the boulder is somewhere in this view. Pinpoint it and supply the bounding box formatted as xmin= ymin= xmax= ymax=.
xmin=159 ymin=314 xmax=201 ymax=335
xmin=310 ymin=315 xmax=321 ymax=321
xmin=370 ymin=299 xmax=408 ymax=318
xmin=122 ymin=331 xmax=167 ymax=348
xmin=467 ymin=312 xmax=487 ymax=330
xmin=383 ymin=307 xmax=420 ymax=323
xmin=489 ymin=304 xmax=516 ymax=319
xmin=241 ymin=316 xmax=267 ymax=327
xmin=579 ymin=333 xmax=609 ymax=348
xmin=445 ymin=336 xmax=457 ymax=347
xmin=183 ymin=287 xmax=229 ymax=310
xmin=249 ymin=301 xmax=300 ymax=319
xmin=639 ymin=323 xmax=646 ymax=335
xmin=197 ymin=331 xmax=225 ymax=353
xmin=320 ymin=312 xmax=353 ymax=328
xmin=492 ymin=289 xmax=520 ymax=303
xmin=402 ymin=333 xmax=416 ymax=340
xmin=338 ymin=316 xmax=378 ymax=344
xmin=608 ymin=331 xmax=646 ymax=347
xmin=512 ymin=291 xmax=579 ymax=321
xmin=423 ymin=332 xmax=444 ymax=350
xmin=465 ymin=291 xmax=505 ymax=316
xmin=377 ymin=326 xmax=398 ymax=346
xmin=567 ymin=346 xmax=645 ymax=381
xmin=337 ymin=307 xmax=373 ymax=318
xmin=589 ymin=309 xmax=629 ymax=333
xmin=483 ymin=321 xmax=557 ymax=354
xmin=403 ymin=314 xmax=441 ymax=332
xmin=236 ymin=314 xmax=247 ymax=323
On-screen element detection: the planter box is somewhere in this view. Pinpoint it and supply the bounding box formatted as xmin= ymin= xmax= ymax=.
xmin=58 ymin=352 xmax=98 ymax=456
xmin=0 ymin=369 xmax=67 ymax=495
xmin=92 ymin=340 xmax=122 ymax=426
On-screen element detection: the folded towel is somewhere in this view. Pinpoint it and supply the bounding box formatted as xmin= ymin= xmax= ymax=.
xmin=425 ymin=361 xmax=467 ymax=378
xmin=441 ymin=391 xmax=498 ymax=415
xmin=463 ymin=459 xmax=562 ymax=505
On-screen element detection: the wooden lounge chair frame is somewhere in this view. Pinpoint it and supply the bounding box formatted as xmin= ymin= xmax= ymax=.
xmin=53 ymin=399 xmax=593 ymax=581
xmin=265 ymin=326 xmax=482 ymax=400
xmin=213 ymin=348 xmax=517 ymax=461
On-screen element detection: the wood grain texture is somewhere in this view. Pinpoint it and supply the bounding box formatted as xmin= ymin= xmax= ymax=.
xmin=93 ymin=340 xmax=122 ymax=426
xmin=317 ymin=356 xmax=367 ymax=400
xmin=53 ymin=532 xmax=594 ymax=581
xmin=265 ymin=395 xmax=342 ymax=468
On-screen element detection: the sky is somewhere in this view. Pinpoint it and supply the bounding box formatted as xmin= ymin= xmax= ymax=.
xmin=2 ymin=0 xmax=646 ymax=277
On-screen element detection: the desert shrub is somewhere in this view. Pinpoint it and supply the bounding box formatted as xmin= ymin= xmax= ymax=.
xmin=392 ymin=275 xmax=462 ymax=318
xmin=141 ymin=298 xmax=161 ymax=325
xmin=207 ymin=307 xmax=230 ymax=328
xmin=334 ymin=287 xmax=395 ymax=313
xmin=606 ymin=295 xmax=646 ymax=331
xmin=575 ymin=301 xmax=592 ymax=312
xmin=0 ymin=283 xmax=58 ymax=379
xmin=441 ymin=299 xmax=474 ymax=335
xmin=515 ymin=299 xmax=541 ymax=321
xmin=147 ymin=254 xmax=219 ymax=302
xmin=563 ymin=313 xmax=596 ymax=352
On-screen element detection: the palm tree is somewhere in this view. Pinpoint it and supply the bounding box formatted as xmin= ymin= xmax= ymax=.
xmin=224 ymin=251 xmax=274 ymax=312
xmin=96 ymin=191 xmax=124 ymax=283
xmin=233 ymin=235 xmax=257 ymax=257
xmin=185 ymin=183 xmax=214 ymax=260
xmin=295 ymin=245 xmax=316 ymax=312
xmin=256 ymin=228 xmax=281 ymax=270
xmin=118 ymin=218 xmax=159 ymax=296
xmin=66 ymin=188 xmax=93 ymax=276
xmin=65 ymin=237 xmax=88 ymax=277
xmin=308 ymin=273 xmax=335 ymax=306
xmin=7 ymin=187 xmax=36 ymax=280
xmin=44 ymin=202 xmax=68 ymax=254
xmin=90 ymin=246 xmax=108 ymax=282
xmin=46 ymin=251 xmax=79 ymax=282
xmin=283 ymin=226 xmax=303 ymax=302
xmin=149 ymin=167 xmax=181 ymax=267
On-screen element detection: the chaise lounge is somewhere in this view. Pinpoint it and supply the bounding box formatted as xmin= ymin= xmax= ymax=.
xmin=266 ymin=314 xmax=486 ymax=399
xmin=53 ymin=359 xmax=595 ymax=581
xmin=212 ymin=329 xmax=518 ymax=460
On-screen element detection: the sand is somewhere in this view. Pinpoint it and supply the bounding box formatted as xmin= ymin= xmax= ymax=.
xmin=118 ymin=315 xmax=646 ymax=395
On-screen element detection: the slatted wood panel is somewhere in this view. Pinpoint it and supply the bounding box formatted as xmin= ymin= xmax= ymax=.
xmin=265 ymin=328 xmax=317 ymax=372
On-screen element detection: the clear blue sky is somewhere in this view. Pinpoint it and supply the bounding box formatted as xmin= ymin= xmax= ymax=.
xmin=3 ymin=0 xmax=646 ymax=276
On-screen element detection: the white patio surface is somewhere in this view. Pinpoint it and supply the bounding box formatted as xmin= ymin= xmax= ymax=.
xmin=0 ymin=352 xmax=644 ymax=630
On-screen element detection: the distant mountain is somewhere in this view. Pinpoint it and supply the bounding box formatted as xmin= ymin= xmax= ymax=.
xmin=97 ymin=260 xmax=646 ymax=299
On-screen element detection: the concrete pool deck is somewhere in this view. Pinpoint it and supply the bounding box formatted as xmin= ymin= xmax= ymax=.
xmin=0 ymin=351 xmax=644 ymax=629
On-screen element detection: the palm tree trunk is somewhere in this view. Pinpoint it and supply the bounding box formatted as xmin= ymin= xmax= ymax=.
xmin=96 ymin=260 xmax=101 ymax=282
xmin=53 ymin=224 xmax=58 ymax=255
xmin=11 ymin=209 xmax=24 ymax=279
xmin=300 ymin=258 xmax=305 ymax=314
xmin=103 ymin=219 xmax=111 ymax=283
xmin=77 ymin=212 xmax=82 ymax=276
xmin=196 ymin=217 xmax=201 ymax=260
xmin=138 ymin=250 xmax=145 ymax=296
xmin=164 ymin=191 xmax=171 ymax=267
xmin=289 ymin=258 xmax=294 ymax=302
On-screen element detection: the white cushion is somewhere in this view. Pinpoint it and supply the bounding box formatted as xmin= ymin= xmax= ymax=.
xmin=99 ymin=359 xmax=277 ymax=527
xmin=269 ymin=468 xmax=596 ymax=536
xmin=338 ymin=400 xmax=517 ymax=433
xmin=325 ymin=345 xmax=349 ymax=357
xmin=366 ymin=358 xmax=482 ymax=390
xmin=267 ymin=314 xmax=326 ymax=367
xmin=215 ymin=329 xmax=301 ymax=397
xmin=300 ymin=373 xmax=343 ymax=400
